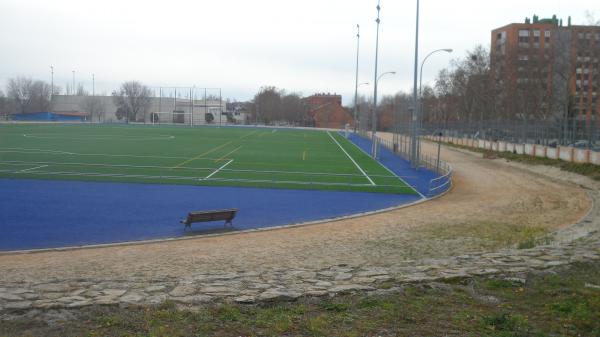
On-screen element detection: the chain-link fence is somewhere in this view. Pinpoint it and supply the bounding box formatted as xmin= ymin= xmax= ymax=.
xmin=422 ymin=118 xmax=600 ymax=151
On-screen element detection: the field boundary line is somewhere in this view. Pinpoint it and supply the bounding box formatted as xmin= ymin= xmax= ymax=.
xmin=17 ymin=164 xmax=48 ymax=173
xmin=172 ymin=141 xmax=233 ymax=169
xmin=344 ymin=133 xmax=426 ymax=199
xmin=327 ymin=131 xmax=375 ymax=186
xmin=204 ymin=160 xmax=234 ymax=180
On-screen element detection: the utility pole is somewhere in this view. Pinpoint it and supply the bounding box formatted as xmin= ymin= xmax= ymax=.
xmin=371 ymin=0 xmax=381 ymax=157
xmin=50 ymin=66 xmax=54 ymax=99
xmin=353 ymin=24 xmax=361 ymax=133
xmin=410 ymin=0 xmax=421 ymax=168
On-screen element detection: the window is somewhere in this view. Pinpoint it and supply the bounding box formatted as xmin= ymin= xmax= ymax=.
xmin=518 ymin=30 xmax=530 ymax=44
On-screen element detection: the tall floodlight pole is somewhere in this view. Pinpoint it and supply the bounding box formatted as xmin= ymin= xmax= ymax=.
xmin=409 ymin=0 xmax=420 ymax=168
xmin=72 ymin=70 xmax=75 ymax=95
xmin=357 ymin=82 xmax=369 ymax=132
xmin=92 ymin=74 xmax=95 ymax=96
xmin=50 ymin=66 xmax=54 ymax=102
xmin=372 ymin=72 xmax=395 ymax=158
xmin=417 ymin=48 xmax=452 ymax=156
xmin=353 ymin=24 xmax=361 ymax=133
xmin=371 ymin=0 xmax=381 ymax=157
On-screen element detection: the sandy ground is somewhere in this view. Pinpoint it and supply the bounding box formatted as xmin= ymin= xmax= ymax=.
xmin=0 ymin=137 xmax=591 ymax=284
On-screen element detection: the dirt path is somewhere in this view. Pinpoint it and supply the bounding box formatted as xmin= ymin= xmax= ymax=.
xmin=0 ymin=138 xmax=590 ymax=284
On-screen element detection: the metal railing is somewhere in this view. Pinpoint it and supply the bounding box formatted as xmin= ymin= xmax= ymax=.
xmin=359 ymin=131 xmax=453 ymax=197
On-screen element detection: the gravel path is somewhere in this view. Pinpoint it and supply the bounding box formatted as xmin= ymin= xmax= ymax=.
xmin=0 ymin=138 xmax=597 ymax=313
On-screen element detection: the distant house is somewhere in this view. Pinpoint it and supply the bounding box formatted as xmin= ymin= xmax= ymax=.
xmin=305 ymin=93 xmax=353 ymax=129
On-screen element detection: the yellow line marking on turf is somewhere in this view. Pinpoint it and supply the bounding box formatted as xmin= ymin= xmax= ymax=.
xmin=302 ymin=150 xmax=307 ymax=161
xmin=215 ymin=145 xmax=243 ymax=163
xmin=171 ymin=141 xmax=233 ymax=169
xmin=240 ymin=130 xmax=259 ymax=139
xmin=172 ymin=129 xmax=257 ymax=169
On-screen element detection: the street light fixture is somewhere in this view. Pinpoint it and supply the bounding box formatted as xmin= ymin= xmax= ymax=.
xmin=416 ymin=48 xmax=453 ymax=162
xmin=371 ymin=71 xmax=396 ymax=157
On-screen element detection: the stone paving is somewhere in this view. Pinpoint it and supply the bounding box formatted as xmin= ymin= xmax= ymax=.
xmin=1 ymin=189 xmax=598 ymax=316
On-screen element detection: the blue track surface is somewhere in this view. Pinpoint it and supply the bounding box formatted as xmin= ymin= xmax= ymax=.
xmin=346 ymin=133 xmax=439 ymax=196
xmin=0 ymin=133 xmax=450 ymax=251
xmin=0 ymin=179 xmax=422 ymax=251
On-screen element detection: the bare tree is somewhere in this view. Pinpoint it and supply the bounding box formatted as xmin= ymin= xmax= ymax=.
xmin=585 ymin=11 xmax=600 ymax=25
xmin=6 ymin=77 xmax=51 ymax=114
xmin=281 ymin=93 xmax=307 ymax=125
xmin=112 ymin=81 xmax=152 ymax=122
xmin=253 ymin=86 xmax=282 ymax=125
xmin=76 ymin=83 xmax=88 ymax=96
xmin=0 ymin=90 xmax=6 ymax=117
xmin=433 ymin=46 xmax=494 ymax=127
xmin=80 ymin=96 xmax=106 ymax=122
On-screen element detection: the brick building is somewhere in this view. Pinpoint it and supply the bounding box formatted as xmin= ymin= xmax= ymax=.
xmin=491 ymin=15 xmax=600 ymax=126
xmin=305 ymin=93 xmax=353 ymax=129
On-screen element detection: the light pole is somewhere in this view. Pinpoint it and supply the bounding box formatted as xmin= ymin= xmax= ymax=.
xmin=409 ymin=0 xmax=420 ymax=168
xmin=72 ymin=70 xmax=75 ymax=95
xmin=356 ymin=82 xmax=369 ymax=132
xmin=417 ymin=48 xmax=453 ymax=158
xmin=50 ymin=66 xmax=54 ymax=102
xmin=353 ymin=24 xmax=361 ymax=133
xmin=372 ymin=71 xmax=396 ymax=157
xmin=92 ymin=74 xmax=95 ymax=96
xmin=371 ymin=0 xmax=381 ymax=157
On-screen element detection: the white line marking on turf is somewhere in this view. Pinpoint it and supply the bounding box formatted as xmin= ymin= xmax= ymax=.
xmin=342 ymin=133 xmax=426 ymax=199
xmin=17 ymin=165 xmax=48 ymax=173
xmin=0 ymin=160 xmax=411 ymax=178
xmin=204 ymin=159 xmax=234 ymax=180
xmin=327 ymin=131 xmax=375 ymax=186
xmin=0 ymin=168 xmax=391 ymax=188
xmin=0 ymin=148 xmax=189 ymax=160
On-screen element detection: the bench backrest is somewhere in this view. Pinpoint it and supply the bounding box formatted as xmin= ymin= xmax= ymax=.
xmin=187 ymin=209 xmax=237 ymax=223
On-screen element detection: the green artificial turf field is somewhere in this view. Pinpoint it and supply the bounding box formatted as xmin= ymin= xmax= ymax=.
xmin=0 ymin=124 xmax=418 ymax=194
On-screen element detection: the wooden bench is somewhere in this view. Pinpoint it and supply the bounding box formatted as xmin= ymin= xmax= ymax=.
xmin=180 ymin=208 xmax=238 ymax=229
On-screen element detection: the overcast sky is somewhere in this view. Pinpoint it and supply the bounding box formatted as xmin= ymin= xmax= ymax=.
xmin=0 ymin=0 xmax=597 ymax=104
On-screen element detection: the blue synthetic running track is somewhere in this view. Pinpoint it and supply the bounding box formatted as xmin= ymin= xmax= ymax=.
xmin=347 ymin=133 xmax=439 ymax=196
xmin=0 ymin=179 xmax=422 ymax=251
xmin=0 ymin=133 xmax=449 ymax=251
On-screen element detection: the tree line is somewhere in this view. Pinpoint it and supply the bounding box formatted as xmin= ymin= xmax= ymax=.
xmin=0 ymin=78 xmax=153 ymax=123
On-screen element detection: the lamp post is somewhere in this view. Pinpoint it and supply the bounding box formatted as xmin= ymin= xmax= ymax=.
xmin=72 ymin=70 xmax=75 ymax=95
xmin=416 ymin=48 xmax=453 ymax=158
xmin=354 ymin=82 xmax=369 ymax=133
xmin=92 ymin=74 xmax=95 ymax=96
xmin=409 ymin=0 xmax=420 ymax=168
xmin=353 ymin=24 xmax=361 ymax=133
xmin=372 ymin=71 xmax=396 ymax=157
xmin=50 ymin=66 xmax=54 ymax=103
xmin=371 ymin=0 xmax=381 ymax=157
